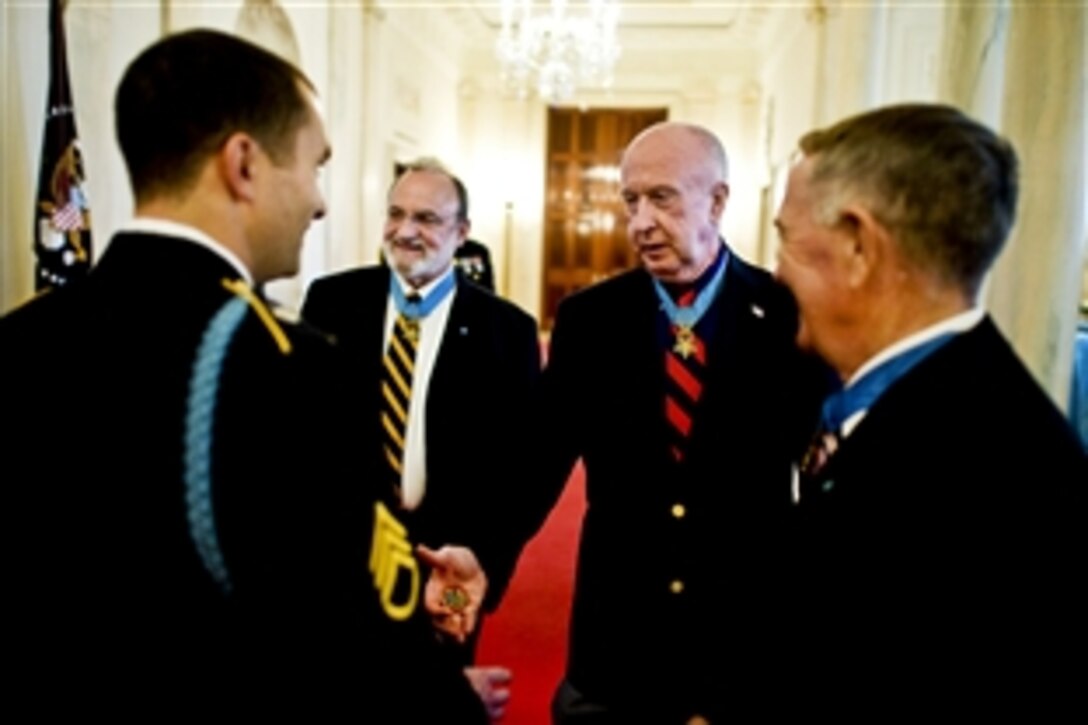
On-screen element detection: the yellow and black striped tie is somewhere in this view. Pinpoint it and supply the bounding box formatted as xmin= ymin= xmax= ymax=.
xmin=381 ymin=305 xmax=420 ymax=495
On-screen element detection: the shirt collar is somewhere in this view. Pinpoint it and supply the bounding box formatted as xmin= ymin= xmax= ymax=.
xmin=120 ymin=217 xmax=253 ymax=286
xmin=390 ymin=263 xmax=456 ymax=302
xmin=846 ymin=307 xmax=986 ymax=389
xmin=662 ymin=240 xmax=729 ymax=301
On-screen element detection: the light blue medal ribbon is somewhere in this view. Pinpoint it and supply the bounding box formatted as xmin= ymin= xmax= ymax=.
xmin=390 ymin=269 xmax=457 ymax=320
xmin=821 ymin=332 xmax=956 ymax=433
xmin=652 ymin=248 xmax=729 ymax=358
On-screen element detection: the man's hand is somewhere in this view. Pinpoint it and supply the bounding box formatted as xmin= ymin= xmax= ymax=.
xmin=417 ymin=544 xmax=487 ymax=643
xmin=464 ymin=666 xmax=512 ymax=721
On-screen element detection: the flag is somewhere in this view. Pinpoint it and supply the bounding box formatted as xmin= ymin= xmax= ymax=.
xmin=34 ymin=0 xmax=92 ymax=291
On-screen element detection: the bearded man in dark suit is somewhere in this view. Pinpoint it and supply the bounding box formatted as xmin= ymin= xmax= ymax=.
xmin=301 ymin=160 xmax=539 ymax=710
xmin=775 ymin=103 xmax=1086 ymax=716
xmin=0 ymin=29 xmax=485 ymax=721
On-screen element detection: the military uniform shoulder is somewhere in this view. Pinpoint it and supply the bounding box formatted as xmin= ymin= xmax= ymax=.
xmin=213 ymin=279 xmax=336 ymax=355
xmin=0 ymin=284 xmax=78 ymax=333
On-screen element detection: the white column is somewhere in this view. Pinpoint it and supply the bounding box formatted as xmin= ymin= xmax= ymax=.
xmin=940 ymin=1 xmax=1086 ymax=408
xmin=986 ymin=5 xmax=1087 ymax=409
xmin=938 ymin=0 xmax=1011 ymax=126
xmin=324 ymin=2 xmax=366 ymax=274
xmin=0 ymin=0 xmax=41 ymax=313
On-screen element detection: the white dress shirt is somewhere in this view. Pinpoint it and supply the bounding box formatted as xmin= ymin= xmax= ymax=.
xmin=384 ymin=265 xmax=457 ymax=510
xmin=839 ymin=307 xmax=986 ymax=439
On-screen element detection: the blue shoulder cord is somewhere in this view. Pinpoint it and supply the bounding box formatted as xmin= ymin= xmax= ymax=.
xmin=183 ymin=296 xmax=250 ymax=595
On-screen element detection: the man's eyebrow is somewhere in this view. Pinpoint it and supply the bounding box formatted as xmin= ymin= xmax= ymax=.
xmin=622 ymin=184 xmax=675 ymax=196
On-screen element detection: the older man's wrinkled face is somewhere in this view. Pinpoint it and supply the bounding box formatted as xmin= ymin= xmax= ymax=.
xmin=774 ymin=157 xmax=854 ymax=367
xmin=620 ymin=127 xmax=727 ymax=284
xmin=383 ymin=170 xmax=467 ymax=288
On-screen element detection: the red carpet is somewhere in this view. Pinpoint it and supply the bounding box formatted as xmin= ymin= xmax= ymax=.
xmin=476 ymin=463 xmax=585 ymax=724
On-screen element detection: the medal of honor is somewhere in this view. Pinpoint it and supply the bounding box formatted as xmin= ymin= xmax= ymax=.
xmin=442 ymin=585 xmax=469 ymax=613
xmin=390 ymin=269 xmax=457 ymax=341
xmin=673 ymin=325 xmax=698 ymax=359
xmin=652 ymin=247 xmax=729 ymax=363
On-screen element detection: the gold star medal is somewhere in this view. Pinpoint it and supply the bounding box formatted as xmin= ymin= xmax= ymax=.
xmin=673 ymin=325 xmax=698 ymax=359
xmin=442 ymin=585 xmax=469 ymax=613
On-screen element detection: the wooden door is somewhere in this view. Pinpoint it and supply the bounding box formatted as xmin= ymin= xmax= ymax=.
xmin=541 ymin=107 xmax=667 ymax=330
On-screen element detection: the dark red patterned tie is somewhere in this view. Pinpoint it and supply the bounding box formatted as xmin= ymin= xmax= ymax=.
xmin=800 ymin=426 xmax=839 ymax=478
xmin=665 ymin=289 xmax=705 ymax=462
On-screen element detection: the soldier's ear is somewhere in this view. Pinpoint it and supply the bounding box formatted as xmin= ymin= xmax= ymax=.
xmin=219 ymin=132 xmax=259 ymax=203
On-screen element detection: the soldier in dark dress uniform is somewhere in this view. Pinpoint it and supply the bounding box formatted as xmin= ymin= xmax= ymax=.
xmin=0 ymin=29 xmax=485 ymax=722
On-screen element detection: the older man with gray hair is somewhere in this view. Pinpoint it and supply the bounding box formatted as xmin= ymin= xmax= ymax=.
xmin=776 ymin=103 xmax=1086 ymax=714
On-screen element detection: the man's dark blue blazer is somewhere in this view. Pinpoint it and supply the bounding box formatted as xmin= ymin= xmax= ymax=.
xmin=527 ymin=248 xmax=827 ymax=720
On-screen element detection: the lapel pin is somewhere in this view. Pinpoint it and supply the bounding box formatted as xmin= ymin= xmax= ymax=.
xmin=459 ymin=326 xmax=469 ymax=336
xmin=750 ymin=304 xmax=765 ymax=318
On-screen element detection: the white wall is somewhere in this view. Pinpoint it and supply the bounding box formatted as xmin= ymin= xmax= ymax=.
xmin=1 ymin=0 xmax=162 ymax=313
xmin=756 ymin=2 xmax=945 ymax=267
xmin=456 ymin=90 xmax=546 ymax=317
xmin=4 ymin=0 xmax=1080 ymax=350
xmin=355 ymin=5 xmax=465 ymax=275
xmin=0 ymin=2 xmax=913 ymax=317
xmin=757 ymin=11 xmax=816 ymax=267
xmin=0 ymin=1 xmax=468 ymax=314
xmin=167 ymin=0 xmax=332 ymax=309
xmin=454 ymin=38 xmax=770 ymax=319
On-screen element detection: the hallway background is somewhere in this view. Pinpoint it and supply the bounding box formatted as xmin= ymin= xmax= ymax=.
xmin=3 ymin=1 xmax=1084 ymax=405
xmin=3 ymin=1 xmax=1083 ymax=408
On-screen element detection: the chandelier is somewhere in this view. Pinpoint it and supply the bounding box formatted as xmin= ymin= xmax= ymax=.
xmin=496 ymin=0 xmax=622 ymax=103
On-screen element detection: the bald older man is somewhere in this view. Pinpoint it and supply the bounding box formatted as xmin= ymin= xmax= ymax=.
xmin=525 ymin=122 xmax=827 ymax=722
